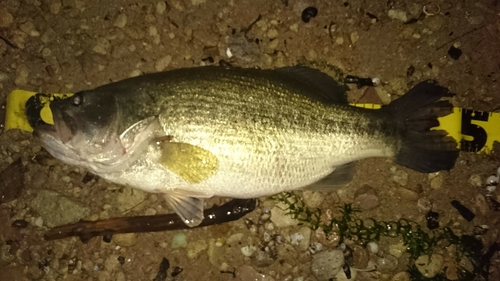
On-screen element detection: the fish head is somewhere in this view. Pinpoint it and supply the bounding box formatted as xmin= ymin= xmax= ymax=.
xmin=34 ymin=90 xmax=125 ymax=172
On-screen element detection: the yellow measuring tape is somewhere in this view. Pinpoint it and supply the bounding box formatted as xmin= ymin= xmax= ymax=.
xmin=4 ymin=90 xmax=499 ymax=154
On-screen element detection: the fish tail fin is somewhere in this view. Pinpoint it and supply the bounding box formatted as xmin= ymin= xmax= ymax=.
xmin=385 ymin=80 xmax=459 ymax=173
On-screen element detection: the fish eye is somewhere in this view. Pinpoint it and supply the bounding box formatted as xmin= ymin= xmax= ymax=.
xmin=72 ymin=93 xmax=83 ymax=106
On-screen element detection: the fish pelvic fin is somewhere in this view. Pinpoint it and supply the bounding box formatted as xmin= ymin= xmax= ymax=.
xmin=386 ymin=80 xmax=459 ymax=173
xmin=164 ymin=191 xmax=205 ymax=227
xmin=303 ymin=162 xmax=356 ymax=191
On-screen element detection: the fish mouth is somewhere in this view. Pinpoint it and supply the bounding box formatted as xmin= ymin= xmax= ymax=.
xmin=35 ymin=105 xmax=78 ymax=144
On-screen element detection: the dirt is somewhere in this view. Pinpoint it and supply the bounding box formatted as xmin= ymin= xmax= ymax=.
xmin=1 ymin=0 xmax=500 ymax=280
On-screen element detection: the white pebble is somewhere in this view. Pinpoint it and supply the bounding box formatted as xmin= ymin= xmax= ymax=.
xmin=486 ymin=185 xmax=496 ymax=193
xmin=241 ymin=245 xmax=257 ymax=257
xmin=226 ymin=48 xmax=233 ymax=58
xmin=486 ymin=174 xmax=499 ymax=185
xmin=371 ymin=77 xmax=380 ymax=86
xmin=367 ymin=242 xmax=379 ymax=254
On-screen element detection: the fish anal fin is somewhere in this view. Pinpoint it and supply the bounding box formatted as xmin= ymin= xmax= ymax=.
xmin=164 ymin=191 xmax=205 ymax=227
xmin=158 ymin=142 xmax=219 ymax=184
xmin=303 ymin=162 xmax=356 ymax=191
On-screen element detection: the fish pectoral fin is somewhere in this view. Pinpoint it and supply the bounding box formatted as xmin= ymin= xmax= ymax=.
xmin=303 ymin=162 xmax=356 ymax=191
xmin=164 ymin=190 xmax=205 ymax=227
xmin=158 ymin=142 xmax=219 ymax=184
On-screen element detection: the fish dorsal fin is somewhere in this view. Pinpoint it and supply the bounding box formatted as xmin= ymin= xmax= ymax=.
xmin=303 ymin=162 xmax=356 ymax=191
xmin=158 ymin=142 xmax=219 ymax=184
xmin=163 ymin=191 xmax=205 ymax=227
xmin=275 ymin=66 xmax=348 ymax=104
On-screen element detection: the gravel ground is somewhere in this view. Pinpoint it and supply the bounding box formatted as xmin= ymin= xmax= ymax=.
xmin=1 ymin=0 xmax=500 ymax=280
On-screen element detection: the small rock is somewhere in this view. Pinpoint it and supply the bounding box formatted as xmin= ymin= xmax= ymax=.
xmin=251 ymin=249 xmax=275 ymax=267
xmin=352 ymin=245 xmax=370 ymax=268
xmin=156 ymin=1 xmax=168 ymax=14
xmin=350 ymin=32 xmax=359 ymax=44
xmin=187 ymin=239 xmax=207 ymax=259
xmin=31 ymin=190 xmax=90 ymax=227
xmin=391 ymin=168 xmax=408 ymax=186
xmin=397 ymin=188 xmax=418 ymax=201
xmin=19 ymin=21 xmax=40 ymax=37
xmin=0 ymin=244 xmax=15 ymax=266
xmin=417 ymin=197 xmax=433 ymax=213
xmin=93 ymin=37 xmax=111 ymax=55
xmin=468 ymin=174 xmax=482 ymax=187
xmin=41 ymin=27 xmax=57 ymax=44
xmin=155 ymin=55 xmax=172 ymax=71
xmin=114 ymin=13 xmax=127 ymax=28
xmin=388 ymin=241 xmax=406 ymax=258
xmin=112 ymin=233 xmax=137 ymax=247
xmin=425 ymin=16 xmax=445 ymax=31
xmin=49 ymin=0 xmax=61 ymax=14
xmin=172 ymin=233 xmax=187 ymax=248
xmin=0 ymin=9 xmax=14 ymax=28
xmin=475 ymin=193 xmax=489 ymax=215
xmin=353 ymin=185 xmax=379 ymax=210
xmin=302 ymin=190 xmax=324 ymax=208
xmin=388 ymin=9 xmax=408 ymax=22
xmin=241 ymin=245 xmax=257 ymax=257
xmin=311 ymin=250 xmax=344 ymax=281
xmin=115 ymin=186 xmax=147 ymax=212
xmin=377 ymin=255 xmax=398 ymax=272
xmin=429 ymin=172 xmax=443 ymax=189
xmin=415 ymin=254 xmax=444 ymax=278
xmin=270 ymin=202 xmax=299 ymax=227
xmin=391 ymin=271 xmax=410 ymax=281
xmin=291 ymin=226 xmax=311 ymax=251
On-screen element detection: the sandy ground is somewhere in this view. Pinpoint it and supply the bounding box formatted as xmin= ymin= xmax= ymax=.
xmin=1 ymin=0 xmax=500 ymax=280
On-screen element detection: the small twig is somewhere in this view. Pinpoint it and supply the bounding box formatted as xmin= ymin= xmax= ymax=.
xmin=44 ymin=198 xmax=256 ymax=243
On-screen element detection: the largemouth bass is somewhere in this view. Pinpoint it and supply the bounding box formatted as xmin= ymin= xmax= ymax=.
xmin=34 ymin=66 xmax=459 ymax=226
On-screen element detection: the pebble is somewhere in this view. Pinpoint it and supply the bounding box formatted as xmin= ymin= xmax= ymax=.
xmin=172 ymin=233 xmax=187 ymax=248
xmin=0 ymin=9 xmax=14 ymax=28
xmin=415 ymin=254 xmax=444 ymax=278
xmin=350 ymin=32 xmax=359 ymax=45
xmin=114 ymin=186 xmax=147 ymax=212
xmin=311 ymin=250 xmax=344 ymax=281
xmin=301 ymin=7 xmax=318 ymax=23
xmin=429 ymin=172 xmax=443 ymax=189
xmin=302 ymin=190 xmax=324 ymax=208
xmin=31 ymin=190 xmax=90 ymax=227
xmin=93 ymin=37 xmax=111 ymax=55
xmin=114 ymin=13 xmax=127 ymax=28
xmin=391 ymin=271 xmax=410 ymax=281
xmin=112 ymin=233 xmax=137 ymax=247
xmin=241 ymin=245 xmax=257 ymax=257
xmin=40 ymin=27 xmax=57 ymax=44
xmin=187 ymin=239 xmax=207 ymax=258
xmin=270 ymin=202 xmax=299 ymax=227
xmin=352 ymin=245 xmax=370 ymax=268
xmin=353 ymin=185 xmax=379 ymax=210
xmin=50 ymin=0 xmax=61 ymax=14
xmin=15 ymin=64 xmax=29 ymax=86
xmin=397 ymin=188 xmax=419 ymax=201
xmin=388 ymin=241 xmax=406 ymax=258
xmin=367 ymin=242 xmax=379 ymax=254
xmin=155 ymin=55 xmax=172 ymax=71
xmin=388 ymin=9 xmax=408 ymax=22
xmin=391 ymin=168 xmax=408 ymax=186
xmin=19 ymin=21 xmax=40 ymax=37
xmin=290 ymin=226 xmax=311 ymax=251
xmin=468 ymin=174 xmax=482 ymax=187
xmin=377 ymin=254 xmax=398 ymax=272
xmin=156 ymin=1 xmax=168 ymax=14
xmin=0 ymin=244 xmax=15 ymax=266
